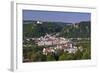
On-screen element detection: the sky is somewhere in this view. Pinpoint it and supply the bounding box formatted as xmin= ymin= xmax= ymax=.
xmin=23 ymin=10 xmax=91 ymax=23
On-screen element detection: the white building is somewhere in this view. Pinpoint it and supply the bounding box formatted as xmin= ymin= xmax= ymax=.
xmin=36 ymin=21 xmax=43 ymax=24
xmin=31 ymin=34 xmax=81 ymax=54
xmin=36 ymin=34 xmax=71 ymax=46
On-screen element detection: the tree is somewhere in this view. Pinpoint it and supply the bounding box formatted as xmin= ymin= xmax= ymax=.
xmin=31 ymin=52 xmax=38 ymax=61
xmin=29 ymin=51 xmax=47 ymax=62
xmin=59 ymin=52 xmax=74 ymax=60
xmin=74 ymin=49 xmax=83 ymax=60
xmin=82 ymin=48 xmax=91 ymax=59
xmin=46 ymin=54 xmax=55 ymax=61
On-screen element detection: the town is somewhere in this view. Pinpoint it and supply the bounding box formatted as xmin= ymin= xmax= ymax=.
xmin=25 ymin=33 xmax=83 ymax=55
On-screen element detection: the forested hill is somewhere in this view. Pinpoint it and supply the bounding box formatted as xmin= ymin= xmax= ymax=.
xmin=23 ymin=21 xmax=90 ymax=38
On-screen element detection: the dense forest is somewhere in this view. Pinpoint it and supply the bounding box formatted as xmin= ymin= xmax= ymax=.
xmin=23 ymin=21 xmax=90 ymax=38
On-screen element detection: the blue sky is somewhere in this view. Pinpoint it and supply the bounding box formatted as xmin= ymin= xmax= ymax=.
xmin=23 ymin=10 xmax=91 ymax=23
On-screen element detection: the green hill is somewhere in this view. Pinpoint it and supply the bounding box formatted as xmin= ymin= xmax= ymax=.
xmin=23 ymin=21 xmax=91 ymax=38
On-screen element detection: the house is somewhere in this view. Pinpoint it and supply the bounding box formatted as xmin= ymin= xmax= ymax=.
xmin=29 ymin=33 xmax=82 ymax=55
xmin=36 ymin=34 xmax=71 ymax=46
xmin=43 ymin=48 xmax=55 ymax=55
xmin=36 ymin=20 xmax=43 ymax=24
